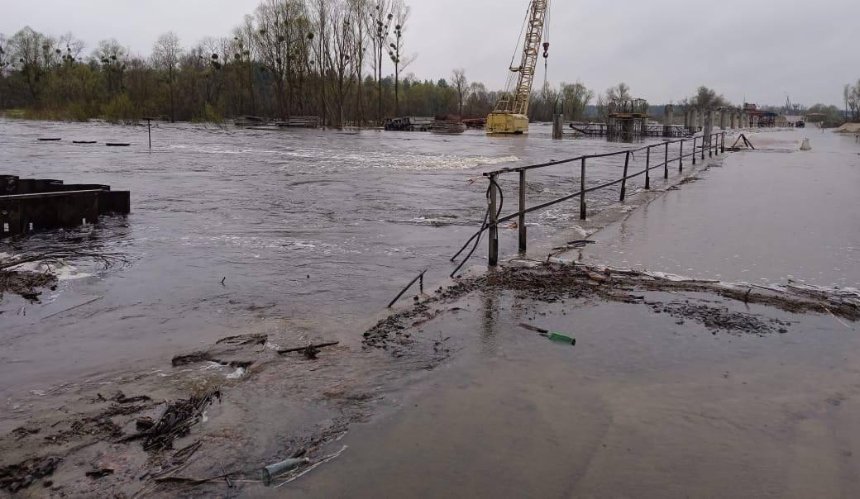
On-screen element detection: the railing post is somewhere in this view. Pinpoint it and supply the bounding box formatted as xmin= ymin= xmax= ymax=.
xmin=147 ymin=118 xmax=152 ymax=149
xmin=721 ymin=132 xmax=726 ymax=153
xmin=488 ymin=174 xmax=499 ymax=267
xmin=518 ymin=170 xmax=527 ymax=254
xmin=664 ymin=142 xmax=669 ymax=179
xmin=580 ymin=158 xmax=587 ymax=220
xmin=645 ymin=146 xmax=651 ymax=190
xmin=692 ymin=137 xmax=697 ymax=165
xmin=679 ymin=140 xmax=684 ymax=172
xmin=620 ymin=151 xmax=630 ymax=201
xmin=701 ymin=135 xmax=705 ymax=161
xmin=709 ymin=134 xmax=713 ymax=157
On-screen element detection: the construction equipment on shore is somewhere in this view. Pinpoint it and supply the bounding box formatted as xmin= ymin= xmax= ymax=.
xmin=486 ymin=0 xmax=551 ymax=135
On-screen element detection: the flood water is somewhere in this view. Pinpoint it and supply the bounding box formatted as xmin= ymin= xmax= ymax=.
xmin=0 ymin=119 xmax=675 ymax=399
xmin=577 ymin=129 xmax=860 ymax=289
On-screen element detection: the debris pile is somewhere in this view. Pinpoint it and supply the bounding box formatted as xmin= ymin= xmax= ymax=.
xmin=141 ymin=390 xmax=220 ymax=452
xmin=0 ymin=456 xmax=62 ymax=493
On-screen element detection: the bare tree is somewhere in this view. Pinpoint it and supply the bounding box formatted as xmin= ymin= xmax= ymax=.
xmin=465 ymin=81 xmax=493 ymax=117
xmin=327 ymin=0 xmax=357 ymax=128
xmin=152 ymin=31 xmax=183 ymax=122
xmin=349 ymin=0 xmax=370 ymax=125
xmin=605 ymin=82 xmax=631 ymax=102
xmin=232 ymin=16 xmax=257 ymax=116
xmin=9 ymin=27 xmax=56 ymax=103
xmin=369 ymin=0 xmax=392 ymax=122
xmin=451 ymin=68 xmax=468 ymax=118
xmin=387 ymin=0 xmax=412 ymax=116
xmin=849 ymin=80 xmax=860 ymax=121
xmin=0 ymin=34 xmax=9 ymax=73
xmin=254 ymin=0 xmax=296 ymax=119
xmin=691 ymin=85 xmax=727 ymax=110
xmin=560 ymin=81 xmax=593 ymax=121
xmin=93 ymin=39 xmax=126 ymax=95
xmin=310 ymin=0 xmax=332 ymax=126
xmin=0 ymin=34 xmax=11 ymax=108
xmin=255 ymin=0 xmax=310 ymax=118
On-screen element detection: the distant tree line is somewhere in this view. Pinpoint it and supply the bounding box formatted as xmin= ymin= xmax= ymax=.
xmin=844 ymin=81 xmax=860 ymax=122
xmin=2 ymin=3 xmax=846 ymax=128
xmin=0 ymin=0 xmax=603 ymax=126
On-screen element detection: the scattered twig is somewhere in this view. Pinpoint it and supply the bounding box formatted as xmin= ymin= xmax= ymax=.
xmin=41 ymin=297 xmax=104 ymax=320
xmin=142 ymin=391 xmax=220 ymax=452
xmin=822 ymin=304 xmax=854 ymax=330
xmin=277 ymin=342 xmax=339 ymax=356
xmin=154 ymin=472 xmax=235 ymax=485
xmin=275 ymin=445 xmax=348 ymax=488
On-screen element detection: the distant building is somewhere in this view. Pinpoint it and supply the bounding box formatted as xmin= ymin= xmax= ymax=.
xmin=744 ymin=103 xmax=777 ymax=127
xmin=805 ymin=113 xmax=826 ymax=124
xmin=783 ymin=115 xmax=805 ymax=127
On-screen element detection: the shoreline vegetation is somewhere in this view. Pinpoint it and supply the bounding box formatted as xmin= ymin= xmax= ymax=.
xmin=2 ymin=1 xmax=856 ymax=127
xmin=0 ymin=0 xmax=594 ymax=127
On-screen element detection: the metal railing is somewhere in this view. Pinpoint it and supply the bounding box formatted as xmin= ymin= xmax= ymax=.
xmin=387 ymin=269 xmax=427 ymax=308
xmin=451 ymin=131 xmax=727 ymax=272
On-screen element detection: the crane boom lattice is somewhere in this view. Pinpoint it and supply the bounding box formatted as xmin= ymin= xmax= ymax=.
xmin=487 ymin=0 xmax=550 ymax=135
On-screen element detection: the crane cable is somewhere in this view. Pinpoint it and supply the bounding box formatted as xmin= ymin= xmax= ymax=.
xmin=502 ymin=2 xmax=533 ymax=100
xmin=542 ymin=0 xmax=551 ymax=92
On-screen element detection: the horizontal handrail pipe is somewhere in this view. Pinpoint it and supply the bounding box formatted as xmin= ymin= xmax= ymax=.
xmin=482 ymin=137 xmax=693 ymax=177
xmin=455 ymin=132 xmax=728 ymax=270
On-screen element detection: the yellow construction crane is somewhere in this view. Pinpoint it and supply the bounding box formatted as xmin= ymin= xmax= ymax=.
xmin=486 ymin=0 xmax=551 ymax=135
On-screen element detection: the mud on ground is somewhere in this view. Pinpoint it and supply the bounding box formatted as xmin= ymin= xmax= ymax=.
xmin=2 ymin=262 xmax=857 ymax=497
xmin=364 ymin=261 xmax=858 ymax=354
xmin=0 ymin=329 xmax=392 ymax=497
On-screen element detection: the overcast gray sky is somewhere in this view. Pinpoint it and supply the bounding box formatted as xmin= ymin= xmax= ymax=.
xmin=3 ymin=0 xmax=858 ymax=106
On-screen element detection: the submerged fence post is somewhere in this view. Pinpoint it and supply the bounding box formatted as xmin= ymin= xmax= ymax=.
xmin=580 ymin=158 xmax=587 ymax=220
xmin=679 ymin=140 xmax=684 ymax=172
xmin=692 ymin=137 xmax=697 ymax=165
xmin=518 ymin=170 xmax=527 ymax=253
xmin=664 ymin=142 xmax=669 ymax=179
xmin=620 ymin=151 xmax=630 ymax=201
xmin=488 ymin=174 xmax=499 ymax=267
xmin=645 ymin=146 xmax=651 ymax=190
xmin=552 ymin=114 xmax=563 ymax=140
xmin=146 ymin=118 xmax=152 ymax=149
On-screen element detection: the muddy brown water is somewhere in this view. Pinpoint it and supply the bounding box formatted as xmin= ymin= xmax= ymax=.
xmin=0 ymin=119 xmax=681 ymax=404
xmin=279 ymin=289 xmax=860 ymax=498
xmin=575 ymin=129 xmax=860 ymax=289
xmin=2 ymin=122 xmax=859 ymax=496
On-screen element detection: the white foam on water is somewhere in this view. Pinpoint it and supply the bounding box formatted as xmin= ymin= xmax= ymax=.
xmin=7 ymin=260 xmax=92 ymax=280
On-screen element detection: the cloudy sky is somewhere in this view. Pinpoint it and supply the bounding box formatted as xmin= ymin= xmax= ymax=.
xmin=3 ymin=0 xmax=858 ymax=106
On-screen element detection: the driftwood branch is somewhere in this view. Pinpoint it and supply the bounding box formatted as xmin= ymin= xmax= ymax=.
xmin=277 ymin=342 xmax=339 ymax=355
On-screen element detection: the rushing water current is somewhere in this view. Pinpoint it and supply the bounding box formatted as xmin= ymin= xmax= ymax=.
xmin=0 ymin=119 xmax=681 ymax=398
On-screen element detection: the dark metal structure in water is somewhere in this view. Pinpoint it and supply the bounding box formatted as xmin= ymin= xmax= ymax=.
xmin=0 ymin=175 xmax=130 ymax=238
xmin=606 ymin=98 xmax=650 ymax=142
